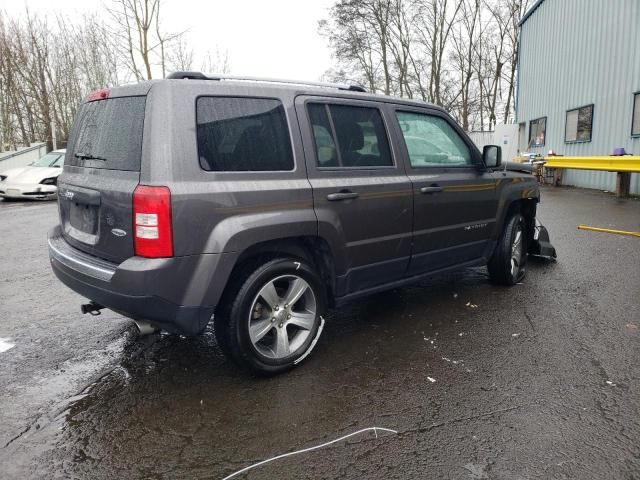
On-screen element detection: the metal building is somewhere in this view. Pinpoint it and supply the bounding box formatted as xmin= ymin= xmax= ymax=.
xmin=516 ymin=0 xmax=640 ymax=193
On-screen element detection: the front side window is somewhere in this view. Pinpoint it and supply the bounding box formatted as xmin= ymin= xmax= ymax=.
xmin=529 ymin=117 xmax=546 ymax=147
xmin=565 ymin=105 xmax=593 ymax=142
xmin=632 ymin=93 xmax=640 ymax=137
xmin=308 ymin=103 xmax=393 ymax=168
xmin=196 ymin=97 xmax=293 ymax=172
xmin=396 ymin=111 xmax=471 ymax=167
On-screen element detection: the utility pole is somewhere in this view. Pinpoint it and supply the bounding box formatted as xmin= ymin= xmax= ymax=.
xmin=51 ymin=118 xmax=57 ymax=150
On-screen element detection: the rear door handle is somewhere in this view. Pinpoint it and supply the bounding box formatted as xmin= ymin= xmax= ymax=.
xmin=420 ymin=185 xmax=443 ymax=194
xmin=327 ymin=191 xmax=359 ymax=201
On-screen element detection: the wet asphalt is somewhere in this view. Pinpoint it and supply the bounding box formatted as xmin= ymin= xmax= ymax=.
xmin=0 ymin=187 xmax=638 ymax=479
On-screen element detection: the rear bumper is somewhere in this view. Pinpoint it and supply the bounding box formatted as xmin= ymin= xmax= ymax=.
xmin=47 ymin=225 xmax=229 ymax=335
xmin=0 ymin=182 xmax=57 ymax=199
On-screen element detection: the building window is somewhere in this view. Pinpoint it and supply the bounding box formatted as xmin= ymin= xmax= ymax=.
xmin=632 ymin=93 xmax=640 ymax=137
xmin=565 ymin=105 xmax=594 ymax=143
xmin=529 ymin=117 xmax=546 ymax=147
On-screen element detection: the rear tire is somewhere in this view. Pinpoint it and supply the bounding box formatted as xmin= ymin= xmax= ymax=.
xmin=214 ymin=257 xmax=327 ymax=375
xmin=488 ymin=213 xmax=528 ymax=286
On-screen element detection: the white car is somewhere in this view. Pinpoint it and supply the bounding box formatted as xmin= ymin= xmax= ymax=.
xmin=0 ymin=149 xmax=65 ymax=200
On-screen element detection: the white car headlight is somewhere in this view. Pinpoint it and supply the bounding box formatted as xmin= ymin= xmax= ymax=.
xmin=40 ymin=177 xmax=58 ymax=186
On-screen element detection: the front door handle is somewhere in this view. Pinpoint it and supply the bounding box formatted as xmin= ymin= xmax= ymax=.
xmin=420 ymin=185 xmax=443 ymax=194
xmin=327 ymin=191 xmax=359 ymax=201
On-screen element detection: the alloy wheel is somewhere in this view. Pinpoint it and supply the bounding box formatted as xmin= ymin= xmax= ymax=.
xmin=510 ymin=226 xmax=523 ymax=278
xmin=247 ymin=275 xmax=317 ymax=359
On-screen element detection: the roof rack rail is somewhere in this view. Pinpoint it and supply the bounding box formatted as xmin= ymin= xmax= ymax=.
xmin=166 ymin=71 xmax=209 ymax=80
xmin=165 ymin=71 xmax=367 ymax=93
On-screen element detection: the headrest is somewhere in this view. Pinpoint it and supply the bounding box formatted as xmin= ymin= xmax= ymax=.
xmin=335 ymin=120 xmax=364 ymax=151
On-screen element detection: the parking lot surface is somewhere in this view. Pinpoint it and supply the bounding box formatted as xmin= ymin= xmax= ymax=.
xmin=0 ymin=187 xmax=639 ymax=479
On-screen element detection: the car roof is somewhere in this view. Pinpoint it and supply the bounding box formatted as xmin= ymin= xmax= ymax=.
xmin=103 ymin=75 xmax=447 ymax=114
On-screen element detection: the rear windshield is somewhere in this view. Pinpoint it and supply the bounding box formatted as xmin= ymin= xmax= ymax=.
xmin=196 ymin=97 xmax=294 ymax=172
xmin=66 ymin=96 xmax=146 ymax=171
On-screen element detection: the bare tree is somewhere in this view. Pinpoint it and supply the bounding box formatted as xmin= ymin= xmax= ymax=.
xmin=321 ymin=0 xmax=531 ymax=131
xmin=416 ymin=0 xmax=464 ymax=105
xmin=450 ymin=0 xmax=481 ymax=130
xmin=319 ymin=1 xmax=384 ymax=93
xmin=201 ymin=48 xmax=231 ymax=74
xmin=0 ymin=5 xmax=228 ymax=150
xmin=501 ymin=0 xmax=530 ymax=123
xmin=107 ymin=0 xmax=184 ymax=80
xmin=0 ymin=10 xmax=122 ymax=149
xmin=168 ymin=38 xmax=194 ymax=71
xmin=387 ymin=0 xmax=417 ymax=97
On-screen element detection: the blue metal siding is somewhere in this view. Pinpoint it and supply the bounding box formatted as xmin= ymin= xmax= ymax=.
xmin=516 ymin=0 xmax=640 ymax=193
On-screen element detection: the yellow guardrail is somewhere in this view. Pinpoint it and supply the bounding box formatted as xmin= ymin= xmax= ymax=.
xmin=543 ymin=156 xmax=640 ymax=172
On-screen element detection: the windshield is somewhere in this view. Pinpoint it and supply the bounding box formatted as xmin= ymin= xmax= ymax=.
xmin=32 ymin=153 xmax=64 ymax=167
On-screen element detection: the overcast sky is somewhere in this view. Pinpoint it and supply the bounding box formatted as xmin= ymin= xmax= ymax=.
xmin=1 ymin=0 xmax=336 ymax=81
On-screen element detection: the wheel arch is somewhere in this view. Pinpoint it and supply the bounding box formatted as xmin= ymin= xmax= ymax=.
xmin=215 ymin=235 xmax=338 ymax=315
xmin=498 ymin=198 xmax=538 ymax=248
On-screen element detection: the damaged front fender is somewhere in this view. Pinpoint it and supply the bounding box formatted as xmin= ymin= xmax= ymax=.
xmin=530 ymin=219 xmax=557 ymax=260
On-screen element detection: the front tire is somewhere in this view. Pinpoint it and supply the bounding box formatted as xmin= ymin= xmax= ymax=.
xmin=488 ymin=213 xmax=528 ymax=285
xmin=215 ymin=258 xmax=327 ymax=375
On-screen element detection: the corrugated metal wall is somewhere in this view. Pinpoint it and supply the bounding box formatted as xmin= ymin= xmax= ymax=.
xmin=517 ymin=0 xmax=640 ymax=194
xmin=563 ymin=169 xmax=640 ymax=193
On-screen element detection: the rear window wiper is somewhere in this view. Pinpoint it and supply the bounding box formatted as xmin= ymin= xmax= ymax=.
xmin=74 ymin=152 xmax=107 ymax=161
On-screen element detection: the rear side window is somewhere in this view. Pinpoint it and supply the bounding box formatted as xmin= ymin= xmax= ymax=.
xmin=197 ymin=97 xmax=294 ymax=172
xmin=308 ymin=103 xmax=393 ymax=168
xmin=67 ymin=96 xmax=146 ymax=171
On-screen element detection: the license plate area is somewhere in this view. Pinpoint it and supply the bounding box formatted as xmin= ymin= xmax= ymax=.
xmin=69 ymin=202 xmax=99 ymax=235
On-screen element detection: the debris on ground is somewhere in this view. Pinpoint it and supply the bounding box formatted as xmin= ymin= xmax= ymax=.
xmin=465 ymin=302 xmax=478 ymax=308
xmin=606 ymin=381 xmax=616 ymax=387
xmin=512 ymin=333 xmax=521 ymax=338
xmin=442 ymin=357 xmax=465 ymax=366
xmin=221 ymin=427 xmax=398 ymax=480
xmin=0 ymin=338 xmax=15 ymax=353
xmin=427 ymin=377 xmax=436 ymax=383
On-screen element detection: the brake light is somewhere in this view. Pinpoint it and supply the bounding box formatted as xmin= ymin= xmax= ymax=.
xmin=87 ymin=89 xmax=109 ymax=102
xmin=133 ymin=185 xmax=173 ymax=258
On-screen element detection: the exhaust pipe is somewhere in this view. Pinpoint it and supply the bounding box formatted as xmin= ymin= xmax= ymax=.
xmin=81 ymin=302 xmax=104 ymax=316
xmin=133 ymin=320 xmax=159 ymax=336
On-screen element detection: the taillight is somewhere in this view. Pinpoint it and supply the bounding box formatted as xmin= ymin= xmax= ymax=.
xmin=133 ymin=185 xmax=173 ymax=258
xmin=87 ymin=89 xmax=109 ymax=102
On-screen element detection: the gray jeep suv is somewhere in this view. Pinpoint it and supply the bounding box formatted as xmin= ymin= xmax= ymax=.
xmin=48 ymin=72 xmax=555 ymax=374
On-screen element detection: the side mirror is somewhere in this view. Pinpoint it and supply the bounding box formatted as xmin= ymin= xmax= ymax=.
xmin=483 ymin=145 xmax=502 ymax=169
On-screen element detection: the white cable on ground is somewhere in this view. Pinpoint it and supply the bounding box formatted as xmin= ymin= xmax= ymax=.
xmin=221 ymin=427 xmax=398 ymax=480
